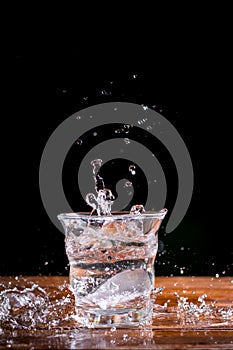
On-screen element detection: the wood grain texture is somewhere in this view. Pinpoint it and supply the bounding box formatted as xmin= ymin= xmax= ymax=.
xmin=0 ymin=276 xmax=232 ymax=349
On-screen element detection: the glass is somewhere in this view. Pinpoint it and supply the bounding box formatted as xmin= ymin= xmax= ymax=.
xmin=58 ymin=209 xmax=167 ymax=327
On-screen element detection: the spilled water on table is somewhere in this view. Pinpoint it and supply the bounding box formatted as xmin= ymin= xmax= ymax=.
xmin=0 ymin=277 xmax=232 ymax=334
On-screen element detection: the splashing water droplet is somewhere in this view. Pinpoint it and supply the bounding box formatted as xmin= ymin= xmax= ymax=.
xmin=124 ymin=138 xmax=130 ymax=144
xmin=91 ymin=159 xmax=103 ymax=176
xmin=115 ymin=128 xmax=125 ymax=134
xmin=124 ymin=124 xmax=132 ymax=133
xmin=101 ymin=90 xmax=110 ymax=95
xmin=76 ymin=139 xmax=82 ymax=145
xmin=85 ymin=159 xmax=146 ymax=217
xmin=85 ymin=160 xmax=116 ymax=216
xmin=130 ymin=204 xmax=145 ymax=215
xmin=129 ymin=165 xmax=136 ymax=175
xmin=76 ymin=116 xmax=82 ymax=120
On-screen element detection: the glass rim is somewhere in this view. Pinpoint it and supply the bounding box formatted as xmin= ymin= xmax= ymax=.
xmin=57 ymin=209 xmax=167 ymax=221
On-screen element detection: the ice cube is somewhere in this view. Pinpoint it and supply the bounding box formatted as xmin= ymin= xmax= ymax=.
xmin=85 ymin=269 xmax=152 ymax=308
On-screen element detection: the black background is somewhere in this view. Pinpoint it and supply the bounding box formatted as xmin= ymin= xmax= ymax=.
xmin=2 ymin=18 xmax=232 ymax=277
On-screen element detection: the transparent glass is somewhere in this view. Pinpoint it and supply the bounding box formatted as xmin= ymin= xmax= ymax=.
xmin=58 ymin=209 xmax=167 ymax=327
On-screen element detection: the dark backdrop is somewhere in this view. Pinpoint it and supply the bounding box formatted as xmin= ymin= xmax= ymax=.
xmin=2 ymin=31 xmax=232 ymax=276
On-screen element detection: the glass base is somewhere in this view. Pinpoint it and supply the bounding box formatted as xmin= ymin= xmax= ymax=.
xmin=73 ymin=305 xmax=153 ymax=328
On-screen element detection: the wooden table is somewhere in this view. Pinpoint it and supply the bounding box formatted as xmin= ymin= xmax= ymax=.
xmin=0 ymin=276 xmax=232 ymax=349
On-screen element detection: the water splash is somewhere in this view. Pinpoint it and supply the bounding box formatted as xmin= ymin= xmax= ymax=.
xmin=0 ymin=279 xmax=74 ymax=331
xmin=1 ymin=279 xmax=232 ymax=332
xmin=85 ymin=159 xmax=144 ymax=216
xmin=85 ymin=159 xmax=115 ymax=216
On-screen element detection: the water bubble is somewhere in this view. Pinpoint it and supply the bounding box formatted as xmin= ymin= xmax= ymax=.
xmin=76 ymin=138 xmax=82 ymax=145
xmin=129 ymin=165 xmax=136 ymax=175
xmin=73 ymin=228 xmax=84 ymax=236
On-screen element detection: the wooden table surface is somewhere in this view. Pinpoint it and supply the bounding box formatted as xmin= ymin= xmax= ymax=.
xmin=0 ymin=276 xmax=232 ymax=349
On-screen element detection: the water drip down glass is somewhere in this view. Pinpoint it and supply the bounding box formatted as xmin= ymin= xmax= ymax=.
xmin=58 ymin=209 xmax=167 ymax=327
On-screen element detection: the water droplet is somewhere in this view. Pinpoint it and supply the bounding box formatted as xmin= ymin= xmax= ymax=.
xmin=129 ymin=165 xmax=136 ymax=175
xmin=115 ymin=128 xmax=124 ymax=134
xmin=76 ymin=138 xmax=82 ymax=145
xmin=137 ymin=117 xmax=148 ymax=125
xmin=114 ymin=107 xmax=118 ymax=111
xmin=142 ymin=105 xmax=148 ymax=111
xmin=124 ymin=138 xmax=130 ymax=144
xmin=93 ymin=132 xmax=97 ymax=136
xmin=124 ymin=181 xmax=132 ymax=188
xmin=76 ymin=115 xmax=82 ymax=120
xmin=130 ymin=204 xmax=145 ymax=215
xmin=124 ymin=124 xmax=132 ymax=132
xmin=215 ymin=273 xmax=219 ymax=278
xmin=180 ymin=247 xmax=184 ymax=251
xmin=101 ymin=90 xmax=109 ymax=95
xmin=132 ymin=74 xmax=138 ymax=79
xmin=146 ymin=125 xmax=152 ymax=130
